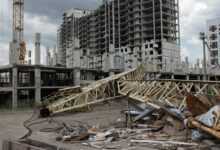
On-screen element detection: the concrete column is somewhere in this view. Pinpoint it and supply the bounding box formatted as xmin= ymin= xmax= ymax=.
xmin=112 ymin=1 xmax=115 ymax=48
xmin=145 ymin=73 xmax=150 ymax=80
xmin=186 ymin=75 xmax=189 ymax=80
xmin=109 ymin=44 xmax=115 ymax=71
xmin=207 ymin=75 xmax=210 ymax=81
xmin=74 ymin=68 xmax=81 ymax=86
xmin=12 ymin=67 xmax=18 ymax=109
xmin=117 ymin=0 xmax=121 ymax=48
xmin=35 ymin=68 xmax=41 ymax=104
xmin=28 ymin=50 xmax=32 ymax=65
xmin=109 ymin=71 xmax=115 ymax=76
xmin=35 ymin=33 xmax=41 ymax=65
xmin=197 ymin=75 xmax=201 ymax=81
xmin=46 ymin=47 xmax=50 ymax=66
xmin=203 ymin=75 xmax=207 ymax=81
xmin=171 ymin=74 xmax=175 ymax=80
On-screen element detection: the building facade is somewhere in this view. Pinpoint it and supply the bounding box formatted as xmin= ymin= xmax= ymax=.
xmin=207 ymin=18 xmax=220 ymax=66
xmin=57 ymin=9 xmax=91 ymax=67
xmin=58 ymin=0 xmax=181 ymax=72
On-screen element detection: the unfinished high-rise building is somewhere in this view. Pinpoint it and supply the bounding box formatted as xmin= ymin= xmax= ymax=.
xmin=57 ymin=9 xmax=91 ymax=67
xmin=207 ymin=18 xmax=220 ymax=66
xmin=58 ymin=0 xmax=180 ymax=72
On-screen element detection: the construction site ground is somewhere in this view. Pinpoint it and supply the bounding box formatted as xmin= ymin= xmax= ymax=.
xmin=0 ymin=110 xmax=29 ymax=150
xmin=0 ymin=99 xmax=161 ymax=150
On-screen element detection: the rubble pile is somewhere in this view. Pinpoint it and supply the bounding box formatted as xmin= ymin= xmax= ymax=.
xmin=39 ymin=94 xmax=220 ymax=150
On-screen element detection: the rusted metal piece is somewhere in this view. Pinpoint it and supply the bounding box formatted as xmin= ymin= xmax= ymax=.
xmin=211 ymin=96 xmax=220 ymax=105
xmin=186 ymin=94 xmax=211 ymax=117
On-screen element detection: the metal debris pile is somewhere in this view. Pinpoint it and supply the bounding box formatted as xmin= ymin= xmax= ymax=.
xmin=37 ymin=94 xmax=220 ymax=150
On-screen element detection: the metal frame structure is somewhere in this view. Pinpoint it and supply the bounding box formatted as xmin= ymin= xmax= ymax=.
xmin=46 ymin=66 xmax=145 ymax=114
xmin=118 ymin=79 xmax=220 ymax=110
xmin=10 ymin=0 xmax=26 ymax=64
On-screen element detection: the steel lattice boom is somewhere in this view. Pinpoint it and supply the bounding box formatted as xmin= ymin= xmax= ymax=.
xmin=44 ymin=65 xmax=220 ymax=115
xmin=45 ymin=65 xmax=145 ymax=114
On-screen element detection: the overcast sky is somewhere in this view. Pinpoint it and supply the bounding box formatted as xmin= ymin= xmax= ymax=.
xmin=0 ymin=0 xmax=220 ymax=65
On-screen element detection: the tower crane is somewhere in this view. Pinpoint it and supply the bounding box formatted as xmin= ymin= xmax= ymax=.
xmin=10 ymin=0 xmax=26 ymax=64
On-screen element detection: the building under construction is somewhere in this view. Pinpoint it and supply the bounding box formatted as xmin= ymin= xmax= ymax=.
xmin=0 ymin=64 xmax=75 ymax=109
xmin=58 ymin=0 xmax=180 ymax=72
xmin=0 ymin=0 xmax=77 ymax=109
xmin=3 ymin=1 xmax=220 ymax=150
xmin=3 ymin=0 xmax=220 ymax=110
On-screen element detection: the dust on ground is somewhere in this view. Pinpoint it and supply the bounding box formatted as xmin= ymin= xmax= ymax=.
xmin=0 ymin=100 xmax=157 ymax=150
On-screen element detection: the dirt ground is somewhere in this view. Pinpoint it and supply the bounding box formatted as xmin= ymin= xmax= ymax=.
xmin=0 ymin=111 xmax=30 ymax=150
xmin=0 ymin=100 xmax=160 ymax=150
xmin=0 ymin=100 xmax=213 ymax=150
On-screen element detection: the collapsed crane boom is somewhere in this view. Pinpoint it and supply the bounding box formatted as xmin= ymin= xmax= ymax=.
xmin=42 ymin=63 xmax=220 ymax=117
xmin=42 ymin=66 xmax=145 ymax=115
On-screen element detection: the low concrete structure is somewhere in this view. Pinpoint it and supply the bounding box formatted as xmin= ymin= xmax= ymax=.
xmin=0 ymin=64 xmax=76 ymax=109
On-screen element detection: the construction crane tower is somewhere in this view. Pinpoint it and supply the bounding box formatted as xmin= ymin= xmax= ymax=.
xmin=9 ymin=0 xmax=26 ymax=64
